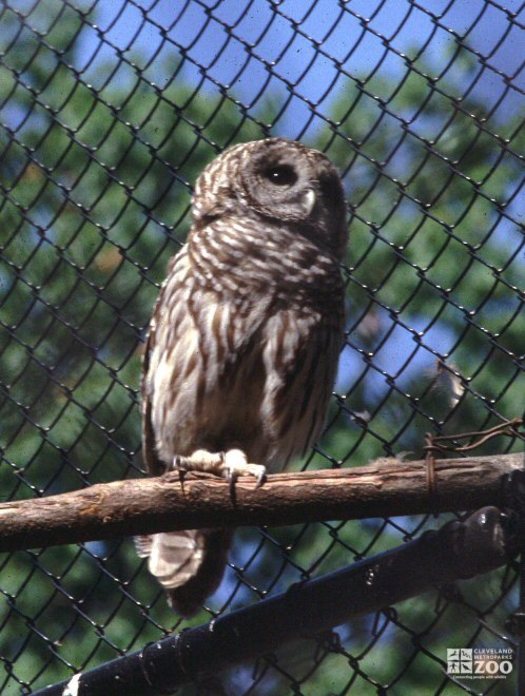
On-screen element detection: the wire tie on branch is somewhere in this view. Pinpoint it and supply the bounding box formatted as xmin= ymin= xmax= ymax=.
xmin=423 ymin=417 xmax=524 ymax=508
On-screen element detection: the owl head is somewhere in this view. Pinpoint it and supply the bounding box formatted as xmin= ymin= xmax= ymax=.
xmin=192 ymin=137 xmax=347 ymax=258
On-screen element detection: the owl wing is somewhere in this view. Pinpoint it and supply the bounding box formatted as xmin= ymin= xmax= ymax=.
xmin=140 ymin=250 xmax=186 ymax=476
xmin=139 ymin=241 xmax=275 ymax=616
xmin=141 ymin=323 xmax=161 ymax=475
xmin=142 ymin=225 xmax=279 ymax=469
xmin=140 ymin=248 xmax=235 ymax=617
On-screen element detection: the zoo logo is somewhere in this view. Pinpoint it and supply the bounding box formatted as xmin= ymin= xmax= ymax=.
xmin=447 ymin=648 xmax=514 ymax=679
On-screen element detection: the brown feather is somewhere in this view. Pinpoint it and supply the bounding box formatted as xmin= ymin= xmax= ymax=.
xmin=139 ymin=138 xmax=347 ymax=615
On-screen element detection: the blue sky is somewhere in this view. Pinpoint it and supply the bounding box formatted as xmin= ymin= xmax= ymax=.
xmin=74 ymin=0 xmax=524 ymax=130
xmin=5 ymin=0 xmax=524 ymax=397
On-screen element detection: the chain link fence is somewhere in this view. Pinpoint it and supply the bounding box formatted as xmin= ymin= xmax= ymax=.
xmin=1 ymin=0 xmax=524 ymax=693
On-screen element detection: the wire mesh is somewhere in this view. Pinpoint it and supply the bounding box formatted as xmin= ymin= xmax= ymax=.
xmin=0 ymin=0 xmax=524 ymax=694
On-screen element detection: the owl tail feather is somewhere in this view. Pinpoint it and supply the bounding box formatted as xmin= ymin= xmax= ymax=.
xmin=135 ymin=528 xmax=232 ymax=617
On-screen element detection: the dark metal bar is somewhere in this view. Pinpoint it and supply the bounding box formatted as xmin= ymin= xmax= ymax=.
xmin=34 ymin=506 xmax=515 ymax=696
xmin=518 ymin=556 xmax=525 ymax=696
xmin=501 ymin=466 xmax=525 ymax=696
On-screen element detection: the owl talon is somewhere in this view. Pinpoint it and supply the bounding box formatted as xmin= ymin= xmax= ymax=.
xmin=172 ymin=455 xmax=187 ymax=490
xmin=255 ymin=469 xmax=266 ymax=488
xmin=172 ymin=454 xmax=189 ymax=473
xmin=220 ymin=449 xmax=266 ymax=488
xmin=226 ymin=468 xmax=237 ymax=498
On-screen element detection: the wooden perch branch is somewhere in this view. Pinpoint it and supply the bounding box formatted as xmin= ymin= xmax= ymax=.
xmin=0 ymin=453 xmax=522 ymax=552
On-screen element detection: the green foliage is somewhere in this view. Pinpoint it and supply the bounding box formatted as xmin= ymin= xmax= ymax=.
xmin=0 ymin=2 xmax=523 ymax=694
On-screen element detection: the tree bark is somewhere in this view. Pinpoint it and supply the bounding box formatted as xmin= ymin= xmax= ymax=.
xmin=0 ymin=452 xmax=522 ymax=552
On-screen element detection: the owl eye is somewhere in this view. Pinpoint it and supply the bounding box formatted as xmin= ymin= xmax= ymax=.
xmin=264 ymin=164 xmax=298 ymax=186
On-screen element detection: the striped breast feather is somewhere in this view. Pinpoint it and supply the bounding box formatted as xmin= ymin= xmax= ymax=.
xmin=261 ymin=308 xmax=343 ymax=469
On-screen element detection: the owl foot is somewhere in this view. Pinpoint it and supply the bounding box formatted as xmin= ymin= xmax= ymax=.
xmin=220 ymin=449 xmax=267 ymax=489
xmin=172 ymin=449 xmax=266 ymax=492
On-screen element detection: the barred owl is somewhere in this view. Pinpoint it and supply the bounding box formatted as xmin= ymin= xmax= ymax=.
xmin=138 ymin=137 xmax=347 ymax=616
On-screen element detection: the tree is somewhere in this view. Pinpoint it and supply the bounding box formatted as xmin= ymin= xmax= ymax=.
xmin=0 ymin=1 xmax=523 ymax=693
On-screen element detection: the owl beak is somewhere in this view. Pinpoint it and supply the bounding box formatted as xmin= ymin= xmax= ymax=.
xmin=303 ymin=188 xmax=316 ymax=216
